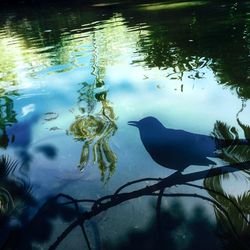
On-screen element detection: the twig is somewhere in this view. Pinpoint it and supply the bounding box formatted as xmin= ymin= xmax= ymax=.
xmin=80 ymin=223 xmax=91 ymax=250
xmin=114 ymin=177 xmax=162 ymax=195
xmin=52 ymin=193 xmax=92 ymax=250
xmin=49 ymin=161 xmax=250 ymax=250
xmin=60 ymin=199 xmax=96 ymax=206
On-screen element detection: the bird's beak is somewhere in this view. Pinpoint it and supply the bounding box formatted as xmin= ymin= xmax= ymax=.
xmin=128 ymin=121 xmax=138 ymax=127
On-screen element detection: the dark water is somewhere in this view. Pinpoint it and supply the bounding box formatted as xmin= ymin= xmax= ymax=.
xmin=0 ymin=1 xmax=250 ymax=249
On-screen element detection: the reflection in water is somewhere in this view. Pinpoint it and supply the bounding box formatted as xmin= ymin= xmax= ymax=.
xmin=34 ymin=144 xmax=57 ymax=159
xmin=0 ymin=2 xmax=248 ymax=96
xmin=130 ymin=2 xmax=250 ymax=98
xmin=104 ymin=200 xmax=218 ymax=250
xmin=0 ymin=155 xmax=35 ymax=249
xmin=3 ymin=193 xmax=85 ymax=250
xmin=0 ymin=1 xmax=249 ymax=249
xmin=138 ymin=1 xmax=208 ymax=12
xmin=66 ymin=15 xmax=122 ymax=180
xmin=68 ymin=82 xmax=117 ymax=182
xmin=129 ymin=115 xmax=250 ymax=249
xmin=0 ymin=92 xmax=17 ymax=149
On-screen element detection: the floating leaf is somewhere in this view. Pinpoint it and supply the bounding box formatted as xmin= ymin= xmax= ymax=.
xmin=43 ymin=112 xmax=59 ymax=121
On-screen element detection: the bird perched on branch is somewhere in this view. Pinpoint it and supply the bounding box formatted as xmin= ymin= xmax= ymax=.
xmin=128 ymin=116 xmax=249 ymax=173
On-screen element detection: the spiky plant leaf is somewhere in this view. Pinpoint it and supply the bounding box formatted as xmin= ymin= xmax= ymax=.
xmin=0 ymin=155 xmax=18 ymax=178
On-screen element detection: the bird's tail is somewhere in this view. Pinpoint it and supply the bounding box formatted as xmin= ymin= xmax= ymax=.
xmin=212 ymin=121 xmax=250 ymax=149
xmin=212 ymin=120 xmax=250 ymax=164
xmin=215 ymin=138 xmax=250 ymax=149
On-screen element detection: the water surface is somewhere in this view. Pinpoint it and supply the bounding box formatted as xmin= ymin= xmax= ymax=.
xmin=0 ymin=1 xmax=250 ymax=249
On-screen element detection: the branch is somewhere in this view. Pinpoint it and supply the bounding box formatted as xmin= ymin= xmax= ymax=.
xmin=49 ymin=160 xmax=250 ymax=250
xmin=114 ymin=177 xmax=162 ymax=195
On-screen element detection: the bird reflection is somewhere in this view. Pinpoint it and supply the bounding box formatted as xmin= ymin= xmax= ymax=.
xmin=128 ymin=116 xmax=249 ymax=172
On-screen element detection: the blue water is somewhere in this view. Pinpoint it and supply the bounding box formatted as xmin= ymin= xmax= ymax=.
xmin=0 ymin=1 xmax=250 ymax=249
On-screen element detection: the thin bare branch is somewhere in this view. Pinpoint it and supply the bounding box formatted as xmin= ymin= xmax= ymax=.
xmin=48 ymin=161 xmax=250 ymax=250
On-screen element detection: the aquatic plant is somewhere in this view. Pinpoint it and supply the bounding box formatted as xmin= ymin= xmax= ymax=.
xmin=68 ymin=93 xmax=117 ymax=182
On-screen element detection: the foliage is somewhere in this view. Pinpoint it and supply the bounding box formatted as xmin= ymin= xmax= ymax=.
xmin=204 ymin=118 xmax=250 ymax=249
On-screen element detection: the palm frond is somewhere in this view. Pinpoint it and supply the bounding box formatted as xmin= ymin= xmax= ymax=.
xmin=0 ymin=155 xmax=18 ymax=178
xmin=212 ymin=120 xmax=238 ymax=140
xmin=237 ymin=118 xmax=250 ymax=142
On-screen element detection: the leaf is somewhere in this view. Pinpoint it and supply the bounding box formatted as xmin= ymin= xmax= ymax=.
xmin=237 ymin=118 xmax=250 ymax=142
xmin=0 ymin=155 xmax=18 ymax=178
xmin=78 ymin=143 xmax=90 ymax=171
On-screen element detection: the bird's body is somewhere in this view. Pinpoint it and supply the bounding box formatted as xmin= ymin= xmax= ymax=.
xmin=128 ymin=117 xmax=248 ymax=172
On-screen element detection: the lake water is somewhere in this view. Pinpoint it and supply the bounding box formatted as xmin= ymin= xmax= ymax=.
xmin=0 ymin=1 xmax=250 ymax=249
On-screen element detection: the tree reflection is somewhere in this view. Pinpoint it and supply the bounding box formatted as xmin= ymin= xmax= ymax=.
xmin=67 ymin=15 xmax=122 ymax=181
xmin=104 ymin=200 xmax=219 ymax=250
xmin=68 ymin=89 xmax=117 ymax=181
xmin=45 ymin=160 xmax=250 ymax=250
xmin=67 ymin=50 xmax=117 ymax=182
xmin=2 ymin=128 xmax=248 ymax=249
xmin=0 ymin=91 xmax=17 ymax=149
xmin=0 ymin=2 xmax=249 ymax=97
xmin=0 ymin=2 xmax=250 ymax=248
xmin=127 ymin=2 xmax=250 ymax=98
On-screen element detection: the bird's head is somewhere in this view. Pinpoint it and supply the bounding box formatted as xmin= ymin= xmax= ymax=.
xmin=127 ymin=120 xmax=139 ymax=127
xmin=128 ymin=116 xmax=162 ymax=130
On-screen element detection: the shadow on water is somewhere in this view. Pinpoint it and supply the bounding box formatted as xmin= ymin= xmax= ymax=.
xmin=2 ymin=114 xmax=250 ymax=249
xmin=3 ymin=194 xmax=89 ymax=250
xmin=7 ymin=158 xmax=250 ymax=250
xmin=0 ymin=1 xmax=250 ymax=249
xmin=4 ymin=113 xmax=58 ymax=168
xmin=126 ymin=115 xmax=250 ymax=249
xmin=128 ymin=116 xmax=250 ymax=172
xmin=0 ymin=155 xmax=35 ymax=249
xmin=104 ymin=200 xmax=220 ymax=250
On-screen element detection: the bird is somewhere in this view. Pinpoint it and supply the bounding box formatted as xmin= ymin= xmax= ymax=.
xmin=128 ymin=116 xmax=249 ymax=172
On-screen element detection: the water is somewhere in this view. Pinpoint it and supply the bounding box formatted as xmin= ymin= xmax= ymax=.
xmin=0 ymin=1 xmax=249 ymax=249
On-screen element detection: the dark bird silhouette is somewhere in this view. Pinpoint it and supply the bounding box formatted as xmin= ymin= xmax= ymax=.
xmin=128 ymin=116 xmax=249 ymax=172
